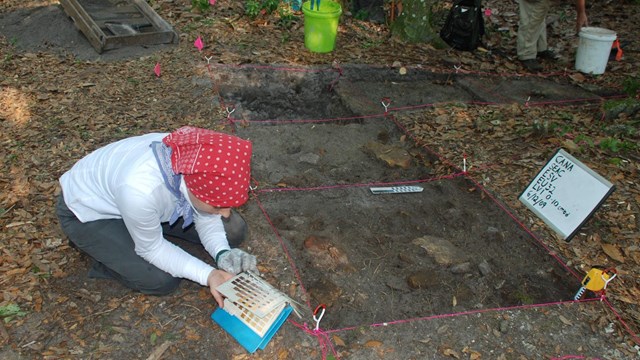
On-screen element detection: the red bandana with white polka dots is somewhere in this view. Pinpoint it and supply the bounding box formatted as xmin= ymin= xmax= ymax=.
xmin=162 ymin=126 xmax=252 ymax=208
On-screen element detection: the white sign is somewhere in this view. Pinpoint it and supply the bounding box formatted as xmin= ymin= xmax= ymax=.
xmin=519 ymin=149 xmax=615 ymax=241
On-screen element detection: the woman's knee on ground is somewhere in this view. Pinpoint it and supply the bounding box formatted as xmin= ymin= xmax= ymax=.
xmin=135 ymin=269 xmax=182 ymax=296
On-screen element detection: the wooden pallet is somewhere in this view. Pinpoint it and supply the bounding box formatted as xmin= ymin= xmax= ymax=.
xmin=60 ymin=0 xmax=179 ymax=54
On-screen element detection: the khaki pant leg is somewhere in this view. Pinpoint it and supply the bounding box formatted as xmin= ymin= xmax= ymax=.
xmin=517 ymin=0 xmax=551 ymax=60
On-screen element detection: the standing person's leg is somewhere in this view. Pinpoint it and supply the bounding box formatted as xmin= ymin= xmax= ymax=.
xmin=534 ymin=0 xmax=550 ymax=53
xmin=56 ymin=194 xmax=181 ymax=295
xmin=517 ymin=0 xmax=551 ymax=60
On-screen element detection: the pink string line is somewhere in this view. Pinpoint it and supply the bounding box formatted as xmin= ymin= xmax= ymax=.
xmin=204 ymin=62 xmax=626 ymax=129
xmin=228 ymin=112 xmax=387 ymax=125
xmin=208 ymin=60 xmax=639 ymax=352
xmin=289 ymin=321 xmax=340 ymax=360
xmin=224 ymin=93 xmax=614 ymax=126
xmin=524 ymin=94 xmax=627 ymax=107
xmin=206 ymin=62 xmax=338 ymax=74
xmin=251 ymin=190 xmax=311 ymax=309
xmin=388 ymin=111 xmax=582 ymax=280
xmin=465 ymin=173 xmax=582 ymax=279
xmin=388 ymin=114 xmax=462 ymax=172
xmin=400 ymin=106 xmax=583 ymax=280
xmin=205 ymin=63 xmax=229 ymax=115
xmin=251 ymin=189 xmax=342 ymax=359
xmin=603 ymin=297 xmax=640 ymax=346
xmin=328 ymin=61 xmax=344 ymax=92
xmin=321 ymin=298 xmax=601 ymax=335
xmin=255 ymin=173 xmax=464 ymax=194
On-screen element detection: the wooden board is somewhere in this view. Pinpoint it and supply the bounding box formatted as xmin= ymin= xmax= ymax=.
xmin=60 ymin=0 xmax=179 ymax=53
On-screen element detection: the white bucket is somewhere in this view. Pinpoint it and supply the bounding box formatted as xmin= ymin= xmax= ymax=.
xmin=575 ymin=27 xmax=617 ymax=75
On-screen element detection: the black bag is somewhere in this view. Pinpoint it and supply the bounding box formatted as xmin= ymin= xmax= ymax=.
xmin=440 ymin=0 xmax=484 ymax=51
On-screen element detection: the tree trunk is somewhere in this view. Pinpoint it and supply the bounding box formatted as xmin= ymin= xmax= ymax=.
xmin=391 ymin=0 xmax=446 ymax=46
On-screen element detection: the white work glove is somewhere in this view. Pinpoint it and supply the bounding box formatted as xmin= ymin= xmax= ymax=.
xmin=215 ymin=248 xmax=259 ymax=275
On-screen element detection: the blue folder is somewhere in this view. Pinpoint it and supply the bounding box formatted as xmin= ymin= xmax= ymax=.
xmin=211 ymin=305 xmax=294 ymax=353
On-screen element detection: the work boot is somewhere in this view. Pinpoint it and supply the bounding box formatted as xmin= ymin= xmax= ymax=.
xmin=520 ymin=59 xmax=543 ymax=72
xmin=222 ymin=210 xmax=249 ymax=248
xmin=537 ymin=50 xmax=559 ymax=60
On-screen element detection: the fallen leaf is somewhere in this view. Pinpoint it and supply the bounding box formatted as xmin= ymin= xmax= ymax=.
xmin=332 ymin=335 xmax=345 ymax=347
xmin=443 ymin=348 xmax=461 ymax=358
xmin=601 ymin=243 xmax=625 ymax=263
xmin=185 ymin=329 xmax=201 ymax=341
xmin=558 ymin=315 xmax=573 ymax=326
xmin=364 ymin=340 xmax=382 ymax=348
xmin=562 ymin=139 xmax=580 ymax=152
xmin=569 ymin=73 xmax=586 ymax=82
xmin=613 ymin=294 xmax=637 ymax=303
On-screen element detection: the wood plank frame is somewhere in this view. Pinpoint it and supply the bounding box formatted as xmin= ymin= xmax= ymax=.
xmin=60 ymin=0 xmax=179 ymax=54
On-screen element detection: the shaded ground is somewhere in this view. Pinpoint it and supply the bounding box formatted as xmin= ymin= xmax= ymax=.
xmin=1 ymin=0 xmax=640 ymax=359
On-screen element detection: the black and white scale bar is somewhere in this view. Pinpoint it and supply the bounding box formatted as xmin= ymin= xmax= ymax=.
xmin=370 ymin=186 xmax=424 ymax=194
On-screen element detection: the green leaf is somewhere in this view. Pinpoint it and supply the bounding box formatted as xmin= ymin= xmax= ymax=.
xmin=0 ymin=303 xmax=28 ymax=322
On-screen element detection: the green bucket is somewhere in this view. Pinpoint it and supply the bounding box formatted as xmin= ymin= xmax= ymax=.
xmin=302 ymin=1 xmax=342 ymax=53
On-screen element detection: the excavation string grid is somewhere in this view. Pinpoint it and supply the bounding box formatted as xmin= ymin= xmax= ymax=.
xmin=196 ymin=58 xmax=638 ymax=358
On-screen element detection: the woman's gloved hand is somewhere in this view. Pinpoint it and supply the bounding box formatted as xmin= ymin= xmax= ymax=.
xmin=215 ymin=248 xmax=259 ymax=275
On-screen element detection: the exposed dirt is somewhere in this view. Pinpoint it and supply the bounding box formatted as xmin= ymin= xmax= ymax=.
xmin=1 ymin=0 xmax=640 ymax=359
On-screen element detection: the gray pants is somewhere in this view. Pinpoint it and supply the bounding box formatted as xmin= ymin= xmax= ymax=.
xmin=56 ymin=194 xmax=247 ymax=295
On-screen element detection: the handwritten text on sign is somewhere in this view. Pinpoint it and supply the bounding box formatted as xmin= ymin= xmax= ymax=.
xmin=519 ymin=149 xmax=614 ymax=241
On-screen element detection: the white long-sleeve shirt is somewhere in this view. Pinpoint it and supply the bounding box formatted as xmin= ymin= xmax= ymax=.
xmin=59 ymin=133 xmax=231 ymax=286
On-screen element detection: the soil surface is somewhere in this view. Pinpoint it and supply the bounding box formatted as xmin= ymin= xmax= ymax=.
xmin=1 ymin=0 xmax=640 ymax=359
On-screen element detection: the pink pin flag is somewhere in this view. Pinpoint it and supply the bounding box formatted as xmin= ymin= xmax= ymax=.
xmin=484 ymin=8 xmax=492 ymax=16
xmin=209 ymin=0 xmax=216 ymax=5
xmin=194 ymin=36 xmax=204 ymax=52
xmin=154 ymin=62 xmax=161 ymax=77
